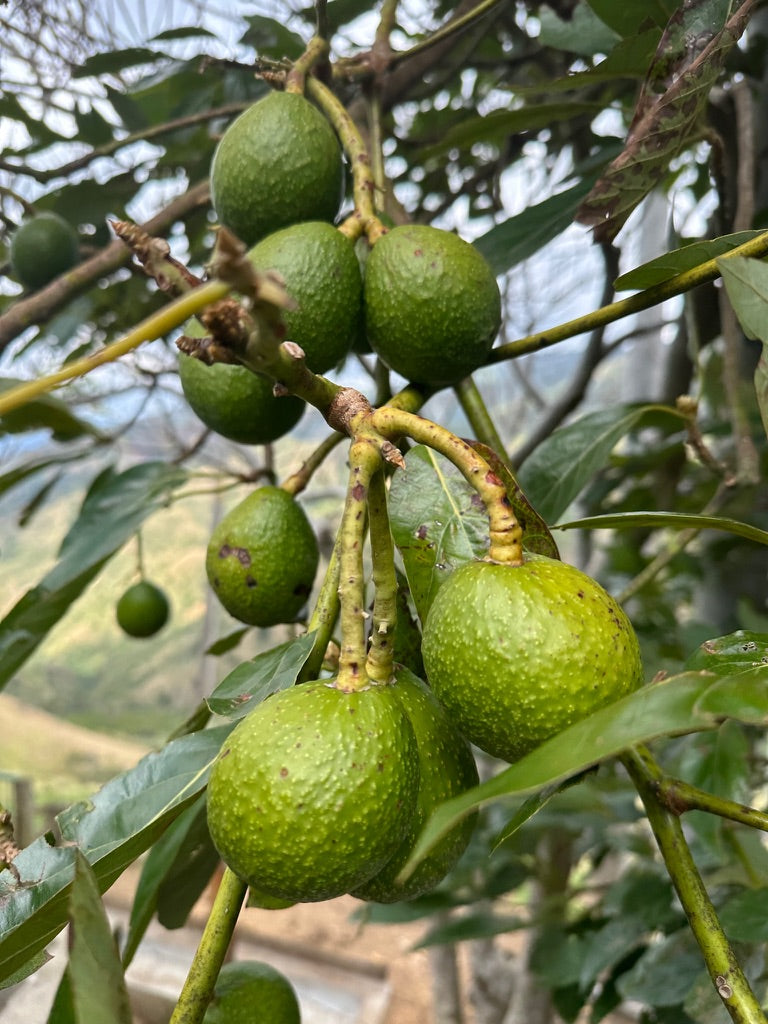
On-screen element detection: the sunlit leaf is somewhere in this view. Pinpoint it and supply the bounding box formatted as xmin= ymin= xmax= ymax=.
xmin=615 ymin=231 xmax=764 ymax=290
xmin=718 ymin=254 xmax=768 ymax=439
xmin=0 ymin=724 xmax=231 ymax=985
xmin=206 ymin=632 xmax=317 ymax=719
xmin=685 ymin=630 xmax=768 ymax=674
xmin=68 ymin=852 xmax=131 ymax=1024
xmin=389 ymin=445 xmax=489 ymax=624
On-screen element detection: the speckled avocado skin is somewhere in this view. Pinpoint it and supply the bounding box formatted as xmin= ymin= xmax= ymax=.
xmin=351 ymin=667 xmax=479 ymax=903
xmin=206 ymin=679 xmax=420 ymax=903
xmin=364 ymin=225 xmax=501 ymax=386
xmin=210 ymin=91 xmax=344 ymax=247
xmin=421 ymin=556 xmax=644 ymax=763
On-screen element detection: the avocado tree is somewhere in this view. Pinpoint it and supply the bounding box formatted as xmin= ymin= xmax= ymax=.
xmin=1 ymin=2 xmax=768 ymax=1023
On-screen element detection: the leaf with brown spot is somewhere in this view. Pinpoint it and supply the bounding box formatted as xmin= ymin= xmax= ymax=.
xmin=577 ymin=0 xmax=757 ymax=242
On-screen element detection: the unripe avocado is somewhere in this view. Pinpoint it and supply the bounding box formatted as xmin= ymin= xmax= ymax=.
xmin=421 ymin=556 xmax=644 ymax=763
xmin=116 ymin=580 xmax=170 ymax=639
xmin=10 ymin=212 xmax=79 ymax=290
xmin=203 ymin=961 xmax=300 ymax=1024
xmin=206 ymin=486 xmax=319 ymax=627
xmin=248 ymin=222 xmax=363 ymax=372
xmin=364 ymin=225 xmax=501 ymax=385
xmin=211 ymin=91 xmax=344 ymax=247
xmin=206 ymin=678 xmax=420 ymax=902
xmin=351 ymin=668 xmax=478 ymax=903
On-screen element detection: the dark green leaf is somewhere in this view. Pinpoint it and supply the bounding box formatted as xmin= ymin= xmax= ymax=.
xmin=586 ymin=0 xmax=676 ymax=36
xmin=539 ymin=4 xmax=620 ymax=55
xmin=693 ymin=664 xmax=768 ymax=723
xmin=206 ymin=632 xmax=317 ymax=719
xmin=756 ymin=341 xmax=768 ymax=441
xmin=414 ymin=911 xmax=524 ymax=949
xmin=73 ymin=48 xmax=161 ymax=78
xmin=399 ymin=671 xmax=728 ymax=881
xmin=530 ymin=925 xmax=586 ymax=988
xmin=0 ymin=949 xmax=50 ymax=990
xmin=474 ymin=179 xmax=596 ymax=275
xmin=602 ymin=870 xmax=678 ymax=931
xmin=156 ymin=803 xmax=219 ymax=930
xmin=0 ymin=462 xmax=187 ymax=690
xmin=718 ymin=887 xmax=768 ymax=942
xmin=615 ymin=231 xmax=764 ymax=290
xmin=685 ymin=630 xmax=768 ymax=675
xmin=616 ymin=930 xmax=703 ymax=1006
xmin=518 ymin=405 xmax=683 ymax=523
xmin=150 ymin=27 xmax=216 ymax=41
xmin=492 ymin=775 xmax=590 ymax=850
xmin=47 ymin=968 xmax=75 ymax=1024
xmin=579 ymin=916 xmax=647 ymax=990
xmin=388 ymin=445 xmax=489 ymax=624
xmin=205 ymin=628 xmax=250 ymax=656
xmin=240 ymin=15 xmax=306 ymax=59
xmin=0 ymin=724 xmax=232 ymax=985
xmin=719 ymin=255 xmax=768 ymax=340
xmin=0 ymin=379 xmax=105 ymax=441
xmin=555 ymin=512 xmax=768 ymax=547
xmin=68 ymin=852 xmax=131 ymax=1024
xmin=74 ymin=108 xmax=114 ymax=148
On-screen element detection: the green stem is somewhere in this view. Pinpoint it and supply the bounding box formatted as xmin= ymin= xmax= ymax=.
xmin=169 ymin=868 xmax=247 ymax=1024
xmin=371 ymin=405 xmax=523 ymax=564
xmin=300 ymin=532 xmax=342 ymax=683
xmin=0 ymin=279 xmax=231 ymax=418
xmin=454 ymin=376 xmax=508 ymax=458
xmin=304 ymin=77 xmax=385 ymax=242
xmin=656 ymin=775 xmax=768 ymax=833
xmin=622 ymin=747 xmax=766 ymax=1024
xmin=365 ymin=469 xmax=398 ymax=683
xmin=336 ymin=438 xmax=383 ymax=691
xmin=492 ymin=228 xmax=768 ymax=362
xmin=285 ymin=35 xmax=330 ymax=93
xmin=281 ymin=430 xmax=346 ymax=496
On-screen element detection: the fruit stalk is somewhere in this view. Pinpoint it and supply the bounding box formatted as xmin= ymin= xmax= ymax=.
xmin=300 ymin=532 xmax=342 ymax=683
xmin=285 ymin=35 xmax=330 ymax=93
xmin=336 ymin=437 xmax=383 ymax=691
xmin=622 ymin=746 xmax=766 ymax=1024
xmin=304 ymin=76 xmax=385 ymax=243
xmin=168 ymin=867 xmax=247 ymax=1024
xmin=365 ymin=468 xmax=398 ymax=683
xmin=372 ymin=405 xmax=523 ymax=564
xmin=454 ymin=375 xmax=509 ymax=460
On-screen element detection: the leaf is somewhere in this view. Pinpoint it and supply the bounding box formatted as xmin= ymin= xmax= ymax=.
xmin=0 ymin=948 xmax=50 ymax=990
xmin=693 ymin=664 xmax=768 ymax=723
xmin=616 ymin=930 xmax=703 ymax=1007
xmin=491 ymin=773 xmax=593 ymax=850
xmin=615 ymin=231 xmax=764 ymax=290
xmin=555 ymin=511 xmax=768 ymax=547
xmin=0 ymin=379 xmax=105 ymax=441
xmin=585 ymin=0 xmax=676 ymax=36
xmin=73 ymin=48 xmax=161 ymax=78
xmin=538 ymin=4 xmax=620 ymax=55
xmin=240 ymin=14 xmax=306 ymax=59
xmin=517 ymin=404 xmax=683 ymax=523
xmin=718 ymin=888 xmax=768 ymax=942
xmin=0 ymin=461 xmax=188 ymax=690
xmin=468 ymin=442 xmax=559 ymax=558
xmin=388 ymin=446 xmax=489 ymax=624
xmin=474 ymin=179 xmax=597 ymax=276
xmin=205 ymin=628 xmax=250 ymax=657
xmin=414 ymin=911 xmax=524 ymax=949
xmin=17 ymin=471 xmax=61 ymax=528
xmin=577 ymin=0 xmax=756 ymax=241
xmin=47 ymin=968 xmax=75 ymax=1024
xmin=718 ymin=254 xmax=768 ymax=439
xmin=206 ymin=631 xmax=317 ymax=719
xmin=685 ymin=630 xmax=768 ymax=674
xmin=68 ymin=852 xmax=132 ymax=1024
xmin=578 ymin=916 xmax=648 ymax=991
xmin=0 ymin=724 xmax=231 ymax=985
xmin=399 ymin=670 xmax=759 ymax=881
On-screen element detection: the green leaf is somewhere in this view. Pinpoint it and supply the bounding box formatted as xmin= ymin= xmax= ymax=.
xmin=518 ymin=404 xmax=682 ymax=523
xmin=73 ymin=48 xmax=161 ymax=78
xmin=399 ymin=670 xmax=750 ymax=881
xmin=414 ymin=911 xmax=524 ymax=949
xmin=602 ymin=870 xmax=679 ymax=931
xmin=555 ymin=511 xmax=768 ymax=547
xmin=615 ymin=231 xmax=764 ymax=290
xmin=150 ymin=27 xmax=216 ymax=41
xmin=616 ymin=930 xmax=703 ymax=1007
xmin=718 ymin=887 xmax=768 ymax=942
xmin=685 ymin=630 xmax=768 ymax=675
xmin=0 ymin=724 xmax=231 ymax=985
xmin=0 ymin=461 xmax=188 ymax=690
xmin=586 ymin=0 xmax=676 ymax=36
xmin=206 ymin=632 xmax=317 ymax=719
xmin=718 ymin=255 xmax=768 ymax=438
xmin=491 ymin=773 xmax=594 ymax=850
xmin=538 ymin=4 xmax=620 ymax=55
xmin=388 ymin=446 xmax=489 ymax=624
xmin=205 ymin=628 xmax=250 ymax=656
xmin=47 ymin=968 xmax=75 ymax=1024
xmin=68 ymin=852 xmax=132 ymax=1024
xmin=0 ymin=948 xmax=50 ymax=990
xmin=693 ymin=664 xmax=768 ymax=724
xmin=578 ymin=916 xmax=648 ymax=991
xmin=0 ymin=379 xmax=105 ymax=441
xmin=240 ymin=15 xmax=306 ymax=59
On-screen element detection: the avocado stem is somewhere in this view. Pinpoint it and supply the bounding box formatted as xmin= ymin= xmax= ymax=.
xmin=304 ymin=76 xmax=387 ymax=245
xmin=371 ymin=405 xmax=524 ymax=565
xmin=365 ymin=468 xmax=398 ymax=684
xmin=300 ymin=530 xmax=343 ymax=684
xmin=336 ymin=437 xmax=383 ymax=692
xmin=622 ymin=746 xmax=766 ymax=1024
xmin=285 ymin=36 xmax=330 ymax=94
xmin=168 ymin=867 xmax=247 ymax=1024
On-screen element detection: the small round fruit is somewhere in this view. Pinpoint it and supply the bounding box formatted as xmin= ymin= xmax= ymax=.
xmin=364 ymin=225 xmax=501 ymax=386
xmin=10 ymin=212 xmax=79 ymax=290
xmin=248 ymin=222 xmax=363 ymax=372
xmin=116 ymin=581 xmax=170 ymax=639
xmin=206 ymin=679 xmax=420 ymax=903
xmin=178 ymin=352 xmax=304 ymax=445
xmin=211 ymin=91 xmax=344 ymax=247
xmin=351 ymin=668 xmax=478 ymax=903
xmin=203 ymin=961 xmax=300 ymax=1024
xmin=206 ymin=486 xmax=319 ymax=627
xmin=421 ymin=556 xmax=644 ymax=763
